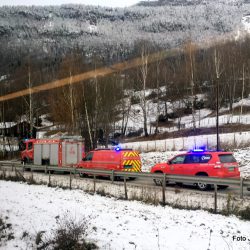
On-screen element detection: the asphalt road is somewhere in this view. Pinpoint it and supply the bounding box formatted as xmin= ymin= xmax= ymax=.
xmin=1 ymin=160 xmax=250 ymax=198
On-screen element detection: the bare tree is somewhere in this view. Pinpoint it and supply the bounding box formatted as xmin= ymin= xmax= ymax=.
xmin=138 ymin=43 xmax=149 ymax=137
xmin=184 ymin=41 xmax=197 ymax=130
xmin=214 ymin=47 xmax=224 ymax=151
xmin=240 ymin=64 xmax=245 ymax=130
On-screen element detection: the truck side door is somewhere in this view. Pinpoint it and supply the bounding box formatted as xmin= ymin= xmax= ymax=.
xmin=84 ymin=152 xmax=94 ymax=168
xmin=27 ymin=141 xmax=34 ymax=161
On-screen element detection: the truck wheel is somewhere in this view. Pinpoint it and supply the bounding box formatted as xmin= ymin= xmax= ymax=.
xmin=196 ymin=173 xmax=210 ymax=191
xmin=79 ymin=173 xmax=87 ymax=178
xmin=111 ymin=176 xmax=121 ymax=181
xmin=22 ymin=158 xmax=31 ymax=171
xmin=176 ymin=182 xmax=183 ymax=186
xmin=218 ymin=185 xmax=228 ymax=190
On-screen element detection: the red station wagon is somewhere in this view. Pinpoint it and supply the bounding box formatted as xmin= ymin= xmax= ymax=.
xmin=150 ymin=150 xmax=240 ymax=190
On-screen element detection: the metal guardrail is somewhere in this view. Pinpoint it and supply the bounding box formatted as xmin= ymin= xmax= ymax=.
xmin=0 ymin=161 xmax=250 ymax=187
xmin=0 ymin=161 xmax=250 ymax=213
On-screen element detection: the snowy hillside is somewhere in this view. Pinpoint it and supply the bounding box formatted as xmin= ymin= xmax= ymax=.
xmin=242 ymin=14 xmax=250 ymax=33
xmin=0 ymin=181 xmax=250 ymax=250
xmin=116 ymin=90 xmax=250 ymax=136
xmin=0 ymin=0 xmax=249 ymax=66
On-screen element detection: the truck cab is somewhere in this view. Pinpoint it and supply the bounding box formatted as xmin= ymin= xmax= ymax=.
xmin=20 ymin=139 xmax=36 ymax=163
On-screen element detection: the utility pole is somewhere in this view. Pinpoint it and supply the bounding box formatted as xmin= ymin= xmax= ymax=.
xmin=216 ymin=78 xmax=219 ymax=151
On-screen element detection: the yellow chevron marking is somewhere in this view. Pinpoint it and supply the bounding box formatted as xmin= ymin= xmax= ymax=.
xmin=122 ymin=159 xmax=142 ymax=172
xmin=134 ymin=160 xmax=141 ymax=170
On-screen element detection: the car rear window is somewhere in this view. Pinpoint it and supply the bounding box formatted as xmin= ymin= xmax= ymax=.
xmin=219 ymin=154 xmax=237 ymax=163
xmin=184 ymin=154 xmax=212 ymax=164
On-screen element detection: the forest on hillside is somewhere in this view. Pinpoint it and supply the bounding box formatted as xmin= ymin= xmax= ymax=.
xmin=1 ymin=36 xmax=250 ymax=149
xmin=0 ymin=1 xmax=250 ymax=149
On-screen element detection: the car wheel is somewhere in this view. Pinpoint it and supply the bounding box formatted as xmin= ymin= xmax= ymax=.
xmin=196 ymin=173 xmax=210 ymax=191
xmin=153 ymin=178 xmax=163 ymax=186
xmin=218 ymin=185 xmax=228 ymax=190
xmin=153 ymin=171 xmax=164 ymax=186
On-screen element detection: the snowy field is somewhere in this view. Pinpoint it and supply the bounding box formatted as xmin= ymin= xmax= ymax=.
xmin=0 ymin=181 xmax=250 ymax=250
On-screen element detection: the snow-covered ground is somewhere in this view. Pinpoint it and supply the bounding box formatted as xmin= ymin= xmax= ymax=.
xmin=115 ymin=91 xmax=250 ymax=135
xmin=242 ymin=14 xmax=250 ymax=33
xmin=0 ymin=181 xmax=250 ymax=250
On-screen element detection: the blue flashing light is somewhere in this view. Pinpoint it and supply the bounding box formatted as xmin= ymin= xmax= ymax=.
xmin=192 ymin=149 xmax=205 ymax=153
xmin=115 ymin=146 xmax=121 ymax=152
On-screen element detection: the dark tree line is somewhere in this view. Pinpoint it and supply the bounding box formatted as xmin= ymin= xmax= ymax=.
xmin=1 ymin=36 xmax=250 ymax=149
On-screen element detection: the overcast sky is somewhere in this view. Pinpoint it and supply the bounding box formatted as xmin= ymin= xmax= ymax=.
xmin=0 ymin=0 xmax=141 ymax=8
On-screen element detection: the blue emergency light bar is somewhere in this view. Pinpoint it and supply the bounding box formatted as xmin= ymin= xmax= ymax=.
xmin=192 ymin=149 xmax=205 ymax=152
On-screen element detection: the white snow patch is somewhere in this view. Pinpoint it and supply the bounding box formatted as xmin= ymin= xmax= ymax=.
xmin=242 ymin=15 xmax=250 ymax=33
xmin=0 ymin=181 xmax=250 ymax=250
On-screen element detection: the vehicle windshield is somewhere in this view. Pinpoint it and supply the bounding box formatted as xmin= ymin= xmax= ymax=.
xmin=219 ymin=154 xmax=237 ymax=163
xmin=84 ymin=152 xmax=93 ymax=161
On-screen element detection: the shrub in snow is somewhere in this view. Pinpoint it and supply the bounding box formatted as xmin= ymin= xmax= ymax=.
xmin=0 ymin=216 xmax=14 ymax=247
xmin=239 ymin=206 xmax=250 ymax=221
xmin=36 ymin=216 xmax=97 ymax=250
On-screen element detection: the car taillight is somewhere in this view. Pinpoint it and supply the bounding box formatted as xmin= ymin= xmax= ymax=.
xmin=214 ymin=162 xmax=222 ymax=168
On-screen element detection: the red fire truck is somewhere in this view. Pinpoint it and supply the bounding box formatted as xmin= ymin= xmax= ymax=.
xmin=21 ymin=136 xmax=85 ymax=167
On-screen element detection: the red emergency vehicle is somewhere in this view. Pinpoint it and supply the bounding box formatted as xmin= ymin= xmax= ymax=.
xmin=151 ymin=150 xmax=240 ymax=190
xmin=21 ymin=137 xmax=85 ymax=167
xmin=77 ymin=148 xmax=142 ymax=174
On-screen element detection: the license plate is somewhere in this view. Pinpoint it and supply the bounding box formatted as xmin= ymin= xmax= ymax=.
xmin=124 ymin=165 xmax=132 ymax=169
xmin=228 ymin=167 xmax=234 ymax=172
